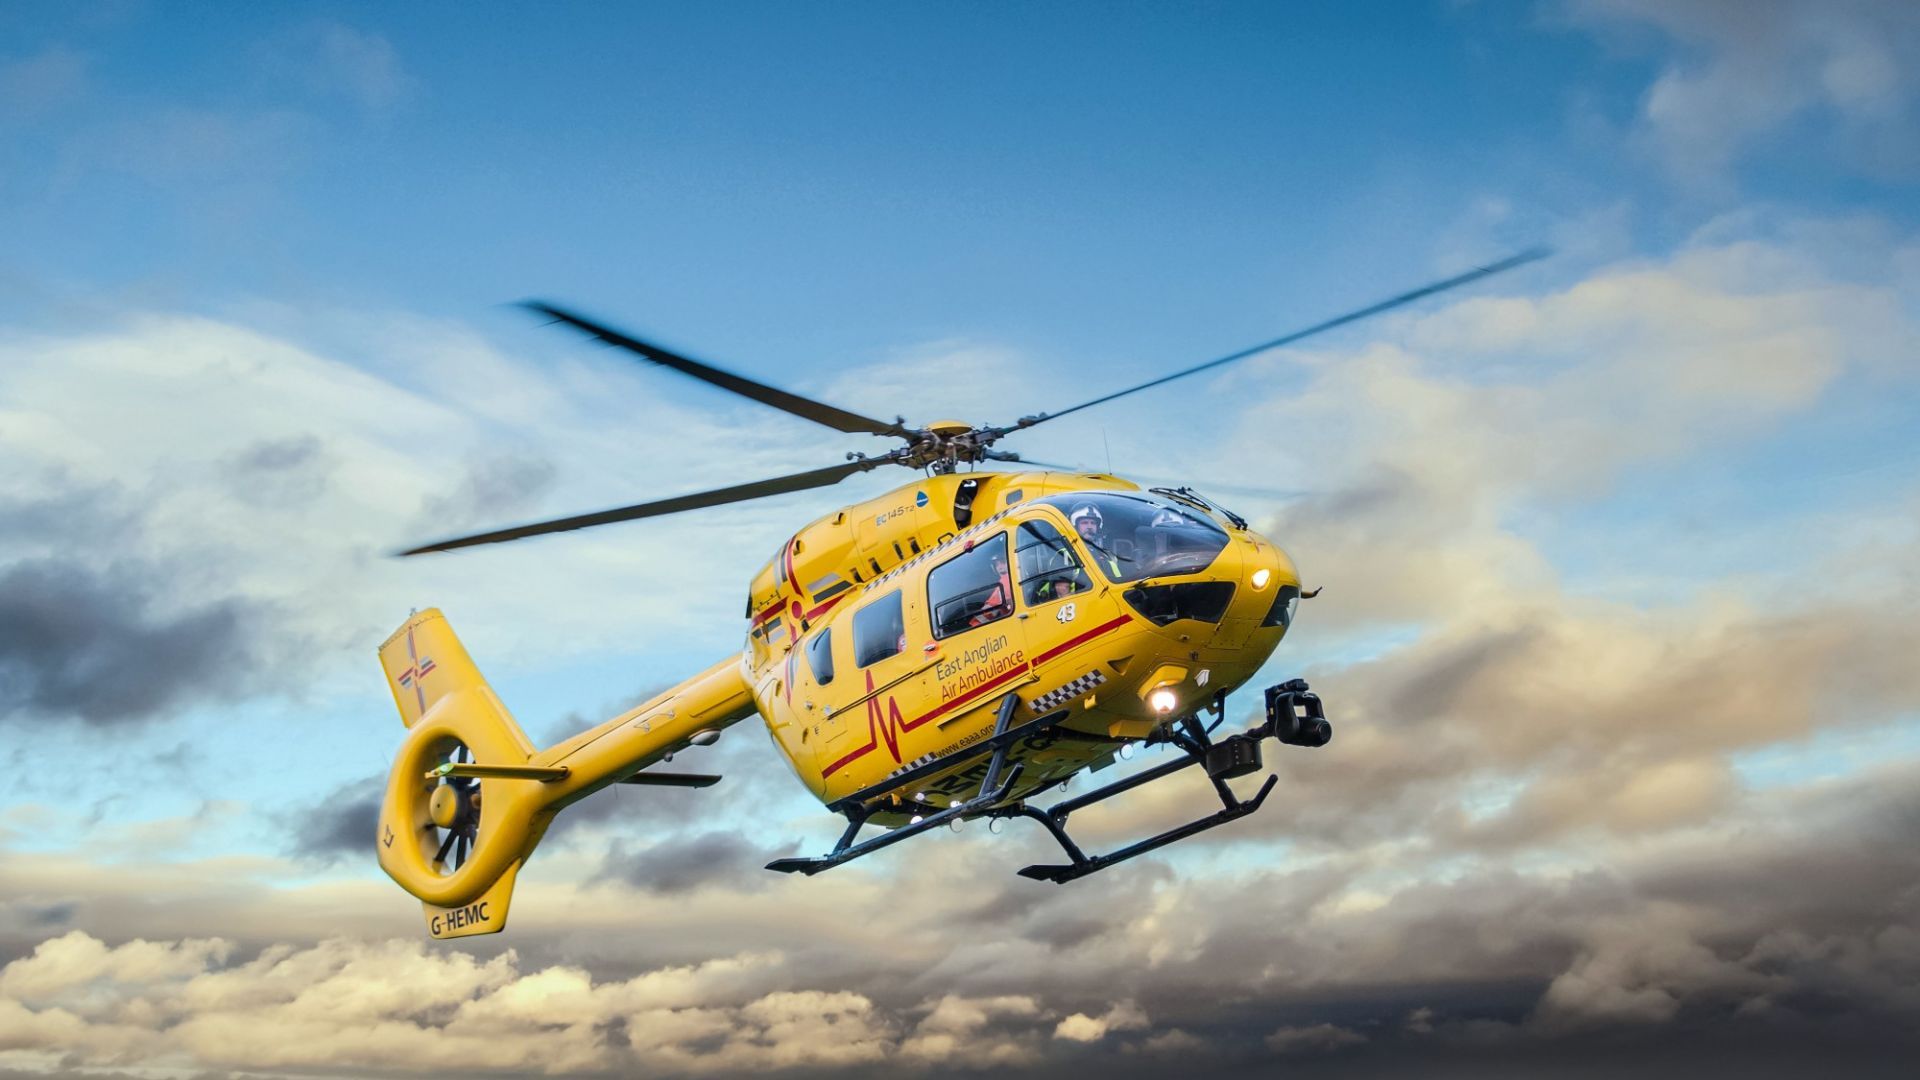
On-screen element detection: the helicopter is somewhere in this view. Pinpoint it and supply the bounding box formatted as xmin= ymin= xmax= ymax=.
xmin=374 ymin=249 xmax=1546 ymax=938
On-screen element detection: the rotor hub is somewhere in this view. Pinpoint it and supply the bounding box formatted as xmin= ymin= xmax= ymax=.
xmin=429 ymin=784 xmax=462 ymax=828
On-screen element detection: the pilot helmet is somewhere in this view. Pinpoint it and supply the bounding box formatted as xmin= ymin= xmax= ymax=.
xmin=1069 ymin=503 xmax=1104 ymax=530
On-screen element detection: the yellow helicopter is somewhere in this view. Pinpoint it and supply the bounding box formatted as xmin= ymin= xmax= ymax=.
xmin=374 ymin=250 xmax=1545 ymax=938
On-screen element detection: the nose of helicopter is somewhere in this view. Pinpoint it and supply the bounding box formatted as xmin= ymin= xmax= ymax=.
xmin=1124 ymin=532 xmax=1300 ymax=722
xmin=1221 ymin=532 xmax=1299 ymax=643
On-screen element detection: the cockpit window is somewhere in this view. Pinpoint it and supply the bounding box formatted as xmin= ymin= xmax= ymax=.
xmin=1041 ymin=493 xmax=1229 ymax=583
xmin=1014 ymin=518 xmax=1091 ymax=604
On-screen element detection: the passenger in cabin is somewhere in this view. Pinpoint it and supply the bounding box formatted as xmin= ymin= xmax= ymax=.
xmin=971 ymin=550 xmax=1014 ymax=627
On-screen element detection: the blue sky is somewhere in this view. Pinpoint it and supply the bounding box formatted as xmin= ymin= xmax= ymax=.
xmin=2 ymin=2 xmax=1919 ymax=1076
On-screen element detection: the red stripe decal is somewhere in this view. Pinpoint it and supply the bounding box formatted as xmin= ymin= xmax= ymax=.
xmin=751 ymin=601 xmax=783 ymax=628
xmin=1031 ymin=614 xmax=1132 ymax=668
xmin=818 ymin=613 xmax=1130 ymax=784
xmin=907 ymin=662 xmax=1029 ymax=730
xmin=822 ymin=740 xmax=874 ymax=778
xmin=801 ymin=592 xmax=846 ymax=622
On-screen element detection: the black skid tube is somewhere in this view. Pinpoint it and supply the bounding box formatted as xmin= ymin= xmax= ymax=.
xmin=1009 ymin=679 xmax=1327 ymax=884
xmin=768 ymin=693 xmax=1042 ymax=876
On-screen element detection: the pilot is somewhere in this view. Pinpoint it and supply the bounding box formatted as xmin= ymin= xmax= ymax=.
xmin=1070 ymin=503 xmax=1124 ymax=578
xmin=1026 ymin=539 xmax=1088 ymax=603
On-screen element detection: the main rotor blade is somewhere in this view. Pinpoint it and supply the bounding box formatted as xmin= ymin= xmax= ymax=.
xmin=985 ymin=452 xmax=1304 ymax=500
xmin=398 ymin=459 xmax=884 ymax=556
xmin=523 ymin=301 xmax=909 ymax=438
xmin=982 ymin=450 xmax=1081 ymax=470
xmin=986 ymin=248 xmax=1549 ymax=438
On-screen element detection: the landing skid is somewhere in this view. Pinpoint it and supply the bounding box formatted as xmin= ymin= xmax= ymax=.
xmin=766 ymin=693 xmax=1055 ymax=876
xmin=1012 ymin=679 xmax=1329 ymax=882
xmin=765 ymin=679 xmax=1330 ymax=881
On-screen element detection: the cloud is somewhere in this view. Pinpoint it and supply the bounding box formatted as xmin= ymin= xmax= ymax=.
xmin=0 ymin=308 xmax=871 ymax=718
xmin=1264 ymin=1022 xmax=1366 ymax=1054
xmin=1567 ymin=0 xmax=1920 ymax=180
xmin=903 ymin=994 xmax=1043 ymax=1065
xmin=4 ymin=755 xmax=1920 ymax=1075
xmin=0 ymin=934 xmax=1090 ymax=1075
xmin=595 ymin=830 xmax=800 ymax=895
xmin=0 ymin=555 xmax=267 ymax=727
xmin=300 ymin=22 xmax=413 ymax=112
xmin=1053 ymin=999 xmax=1149 ymax=1042
xmin=284 ymin=774 xmax=382 ymax=865
xmin=411 ymin=452 xmax=559 ymax=537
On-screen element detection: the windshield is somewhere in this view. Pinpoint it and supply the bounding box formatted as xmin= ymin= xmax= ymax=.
xmin=1039 ymin=493 xmax=1230 ymax=583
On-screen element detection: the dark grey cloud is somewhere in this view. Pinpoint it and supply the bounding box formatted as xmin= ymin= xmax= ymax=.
xmin=413 ymin=452 xmax=557 ymax=534
xmin=284 ymin=773 xmax=382 ymax=865
xmin=0 ymin=556 xmax=263 ymax=727
xmin=222 ymin=433 xmax=331 ymax=506
xmin=594 ymin=830 xmax=798 ymax=895
xmin=0 ymin=484 xmax=293 ymax=729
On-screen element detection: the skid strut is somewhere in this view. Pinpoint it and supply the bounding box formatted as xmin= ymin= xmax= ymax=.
xmin=764 ymin=679 xmax=1330 ymax=881
xmin=1009 ymin=678 xmax=1330 ymax=884
xmin=766 ymin=693 xmax=1056 ymax=876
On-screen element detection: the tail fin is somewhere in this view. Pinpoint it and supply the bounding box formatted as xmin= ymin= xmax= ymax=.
xmin=374 ymin=608 xmax=757 ymax=939
xmin=376 ymin=609 xmax=540 ymax=938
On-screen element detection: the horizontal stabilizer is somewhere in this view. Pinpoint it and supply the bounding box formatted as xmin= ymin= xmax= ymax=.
xmin=619 ymin=771 xmax=721 ymax=788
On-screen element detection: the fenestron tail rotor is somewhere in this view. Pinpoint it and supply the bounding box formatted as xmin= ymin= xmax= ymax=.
xmin=427 ymin=742 xmax=481 ymax=873
xmin=398 ymin=250 xmax=1546 ymax=556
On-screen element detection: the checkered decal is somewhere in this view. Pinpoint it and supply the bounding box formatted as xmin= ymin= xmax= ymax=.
xmin=1028 ymin=669 xmax=1107 ymax=713
xmin=883 ymin=752 xmax=940 ymax=783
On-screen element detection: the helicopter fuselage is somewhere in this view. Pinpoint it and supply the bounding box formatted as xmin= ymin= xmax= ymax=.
xmin=740 ymin=471 xmax=1302 ymax=821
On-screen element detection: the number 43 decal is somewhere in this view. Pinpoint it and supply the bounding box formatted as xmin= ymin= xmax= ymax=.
xmin=1056 ymin=602 xmax=1077 ymax=624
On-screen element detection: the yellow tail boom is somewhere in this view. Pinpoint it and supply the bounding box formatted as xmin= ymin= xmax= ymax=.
xmin=375 ymin=609 xmax=756 ymax=938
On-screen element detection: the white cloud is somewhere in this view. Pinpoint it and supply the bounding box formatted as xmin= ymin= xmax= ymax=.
xmin=0 ymin=933 xmax=1109 ymax=1075
xmin=0 ymin=308 xmax=880 ymax=716
xmin=1568 ymin=0 xmax=1920 ymax=180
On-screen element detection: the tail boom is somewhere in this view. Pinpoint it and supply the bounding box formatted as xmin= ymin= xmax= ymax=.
xmin=374 ymin=609 xmax=756 ymax=936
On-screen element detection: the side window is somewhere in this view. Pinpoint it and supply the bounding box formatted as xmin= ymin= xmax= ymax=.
xmin=1014 ymin=519 xmax=1092 ymax=605
xmin=853 ymin=590 xmax=905 ymax=666
xmin=804 ymin=628 xmax=834 ymax=685
xmin=928 ymin=533 xmax=1013 ymax=639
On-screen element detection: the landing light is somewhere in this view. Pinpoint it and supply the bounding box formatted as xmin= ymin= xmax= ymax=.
xmin=910 ymin=814 xmax=924 ymax=825
xmin=1119 ymin=742 xmax=1136 ymax=761
xmin=1251 ymin=568 xmax=1272 ymax=590
xmin=1149 ymin=688 xmax=1178 ymax=715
